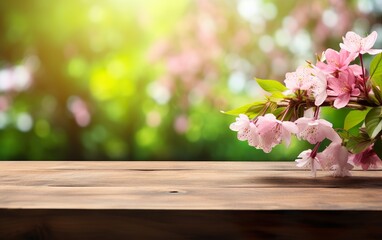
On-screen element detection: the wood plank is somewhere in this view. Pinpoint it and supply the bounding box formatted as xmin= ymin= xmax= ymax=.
xmin=0 ymin=161 xmax=382 ymax=239
xmin=1 ymin=209 xmax=382 ymax=240
xmin=0 ymin=161 xmax=381 ymax=210
xmin=0 ymin=167 xmax=380 ymax=188
xmin=0 ymin=161 xmax=298 ymax=171
xmin=1 ymin=185 xmax=382 ymax=210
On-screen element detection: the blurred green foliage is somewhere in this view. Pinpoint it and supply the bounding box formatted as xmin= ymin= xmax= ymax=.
xmin=0 ymin=0 xmax=381 ymax=160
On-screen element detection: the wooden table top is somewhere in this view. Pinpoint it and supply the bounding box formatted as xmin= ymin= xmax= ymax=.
xmin=1 ymin=161 xmax=381 ymax=210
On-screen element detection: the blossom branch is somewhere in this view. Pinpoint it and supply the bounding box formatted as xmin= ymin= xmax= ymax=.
xmin=228 ymin=30 xmax=382 ymax=177
xmin=277 ymin=97 xmax=376 ymax=111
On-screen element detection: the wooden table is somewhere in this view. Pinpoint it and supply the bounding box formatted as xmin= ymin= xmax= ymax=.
xmin=0 ymin=161 xmax=381 ymax=239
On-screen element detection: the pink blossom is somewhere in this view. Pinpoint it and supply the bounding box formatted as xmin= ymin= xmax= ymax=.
xmin=255 ymin=114 xmax=298 ymax=153
xmin=284 ymin=66 xmax=327 ymax=106
xmin=295 ymin=117 xmax=341 ymax=144
xmin=284 ymin=66 xmax=314 ymax=92
xmin=295 ymin=149 xmax=321 ymax=177
xmin=309 ymin=69 xmax=327 ymax=106
xmin=349 ymin=146 xmax=382 ymax=170
xmin=327 ymin=70 xmax=360 ymax=109
xmin=247 ymin=122 xmax=259 ymax=147
xmin=316 ymin=48 xmax=362 ymax=75
xmin=349 ymin=65 xmax=363 ymax=77
xmin=339 ymin=31 xmax=382 ymax=56
xmin=303 ymin=108 xmax=315 ymax=118
xmin=229 ymin=114 xmax=251 ymax=141
xmin=318 ymin=142 xmax=352 ymax=177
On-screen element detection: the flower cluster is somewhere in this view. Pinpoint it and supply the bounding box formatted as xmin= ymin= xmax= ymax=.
xmin=225 ymin=31 xmax=382 ymax=177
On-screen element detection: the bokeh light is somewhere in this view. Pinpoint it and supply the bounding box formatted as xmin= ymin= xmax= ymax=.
xmin=0 ymin=0 xmax=381 ymax=160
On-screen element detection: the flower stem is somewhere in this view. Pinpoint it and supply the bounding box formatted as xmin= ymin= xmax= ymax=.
xmin=255 ymin=102 xmax=271 ymax=121
xmin=313 ymin=106 xmax=320 ymax=120
xmin=310 ymin=142 xmax=321 ymax=158
xmin=277 ymin=97 xmax=378 ymax=110
xmin=280 ymin=105 xmax=291 ymax=121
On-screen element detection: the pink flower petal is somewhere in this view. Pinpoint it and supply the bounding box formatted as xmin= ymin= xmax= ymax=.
xmin=338 ymin=49 xmax=353 ymax=67
xmin=342 ymin=31 xmax=362 ymax=52
xmin=325 ymin=48 xmax=340 ymax=64
xmin=340 ymin=31 xmax=382 ymax=55
xmin=295 ymin=149 xmax=321 ymax=177
xmin=321 ymin=125 xmax=341 ymax=143
xmin=350 ymin=146 xmax=382 ymax=170
xmin=247 ymin=123 xmax=260 ymax=147
xmin=349 ymin=64 xmax=363 ymax=76
xmin=296 ymin=117 xmax=340 ymax=144
xmin=366 ymin=49 xmax=382 ymax=55
xmin=362 ymin=31 xmax=378 ymax=50
xmin=281 ymin=121 xmax=298 ymax=146
xmin=333 ymin=93 xmax=350 ymax=109
xmin=230 ymin=114 xmax=251 ymax=141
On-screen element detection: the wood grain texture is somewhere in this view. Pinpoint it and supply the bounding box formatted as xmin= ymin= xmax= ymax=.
xmin=0 ymin=161 xmax=382 ymax=239
xmin=0 ymin=161 xmax=381 ymax=210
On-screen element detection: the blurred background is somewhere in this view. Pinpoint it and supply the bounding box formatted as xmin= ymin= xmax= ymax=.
xmin=0 ymin=0 xmax=381 ymax=160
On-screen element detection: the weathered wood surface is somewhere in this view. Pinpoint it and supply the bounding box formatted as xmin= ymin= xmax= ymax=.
xmin=0 ymin=161 xmax=382 ymax=239
xmin=0 ymin=161 xmax=381 ymax=210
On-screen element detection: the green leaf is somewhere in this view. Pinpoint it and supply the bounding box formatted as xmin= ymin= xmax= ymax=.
xmin=268 ymin=101 xmax=278 ymax=113
xmin=346 ymin=132 xmax=373 ymax=154
xmin=370 ymin=54 xmax=382 ymax=104
xmin=371 ymin=85 xmax=382 ymax=105
xmin=344 ymin=109 xmax=370 ymax=130
xmin=269 ymin=91 xmax=285 ymax=101
xmin=372 ymin=120 xmax=382 ymax=139
xmin=373 ymin=137 xmax=382 ymax=160
xmin=370 ymin=53 xmax=382 ymax=80
xmin=246 ymin=104 xmax=266 ymax=118
xmin=365 ymin=107 xmax=382 ymax=138
xmin=221 ymin=101 xmax=265 ymax=116
xmin=272 ymin=107 xmax=285 ymax=118
xmin=246 ymin=104 xmax=264 ymax=114
xmin=337 ymin=129 xmax=350 ymax=140
xmin=256 ymin=78 xmax=287 ymax=93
